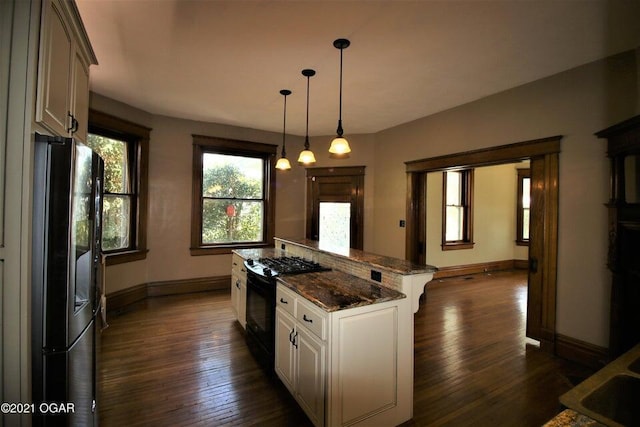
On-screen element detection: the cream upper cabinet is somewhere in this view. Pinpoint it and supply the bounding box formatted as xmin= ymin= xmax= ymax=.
xmin=36 ymin=0 xmax=96 ymax=142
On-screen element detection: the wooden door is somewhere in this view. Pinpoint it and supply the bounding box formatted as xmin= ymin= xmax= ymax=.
xmin=306 ymin=167 xmax=365 ymax=250
xmin=526 ymin=153 xmax=559 ymax=350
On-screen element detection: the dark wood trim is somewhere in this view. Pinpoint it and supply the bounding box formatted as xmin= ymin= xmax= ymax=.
xmin=192 ymin=134 xmax=279 ymax=154
xmin=432 ymin=260 xmax=520 ymax=279
xmin=556 ymin=334 xmax=608 ymax=370
xmin=105 ymin=283 xmax=148 ymax=314
xmin=305 ymin=166 xmax=365 ymax=250
xmin=89 ymin=109 xmax=152 ymax=136
xmin=305 ymin=166 xmax=366 ymax=177
xmin=513 ymin=259 xmax=529 ymax=270
xmin=190 ymin=242 xmax=273 ymax=256
xmin=104 ymin=249 xmax=149 ymax=266
xmin=147 ymin=276 xmax=230 ymax=297
xmin=405 ymin=135 xmax=562 ymax=355
xmin=106 ymin=275 xmax=232 ymax=314
xmin=190 ymin=136 xmax=278 ymax=255
xmin=406 ymin=173 xmax=426 ymax=264
xmin=440 ymin=242 xmax=475 ymax=251
xmin=405 ymin=135 xmax=561 ymax=172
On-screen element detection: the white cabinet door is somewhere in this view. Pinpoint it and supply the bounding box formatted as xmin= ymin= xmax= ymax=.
xmin=36 ymin=0 xmax=96 ymax=140
xmin=71 ymin=50 xmax=90 ymax=142
xmin=275 ymin=308 xmax=296 ymax=393
xmin=231 ymin=272 xmax=239 ymax=317
xmin=238 ymin=280 xmax=246 ymax=329
xmin=231 ymin=253 xmax=247 ymax=329
xmin=296 ymin=326 xmax=325 ymax=427
xmin=37 ymin=0 xmax=73 ymax=137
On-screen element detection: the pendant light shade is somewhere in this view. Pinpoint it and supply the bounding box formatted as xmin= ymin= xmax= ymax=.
xmin=329 ymin=38 xmax=351 ymax=158
xmin=275 ymin=89 xmax=292 ymax=170
xmin=298 ymin=69 xmax=317 ymax=165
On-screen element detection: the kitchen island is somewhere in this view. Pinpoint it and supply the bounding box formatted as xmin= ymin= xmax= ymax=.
xmin=233 ymin=238 xmax=437 ymax=426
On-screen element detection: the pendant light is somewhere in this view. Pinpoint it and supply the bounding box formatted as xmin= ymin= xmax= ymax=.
xmin=329 ymin=38 xmax=351 ymax=157
xmin=275 ymin=89 xmax=292 ymax=170
xmin=298 ymin=69 xmax=317 ymax=165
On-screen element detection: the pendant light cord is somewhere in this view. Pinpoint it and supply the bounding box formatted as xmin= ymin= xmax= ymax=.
xmin=305 ymin=74 xmax=310 ymax=149
xmin=337 ymin=44 xmax=344 ymax=137
xmin=282 ymin=93 xmax=287 ymax=156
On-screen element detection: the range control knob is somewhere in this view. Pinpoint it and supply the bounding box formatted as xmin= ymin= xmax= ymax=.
xmin=247 ymin=259 xmax=254 ymax=266
xmin=263 ymin=267 xmax=272 ymax=277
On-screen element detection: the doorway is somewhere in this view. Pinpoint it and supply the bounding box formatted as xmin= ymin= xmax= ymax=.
xmin=405 ymin=136 xmax=561 ymax=352
xmin=306 ymin=166 xmax=365 ymax=250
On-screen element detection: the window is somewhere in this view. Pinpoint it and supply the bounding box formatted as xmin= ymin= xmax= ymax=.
xmin=442 ymin=169 xmax=474 ymax=250
xmin=87 ymin=109 xmax=150 ymax=265
xmin=516 ymin=168 xmax=531 ymax=246
xmin=191 ymin=135 xmax=277 ymax=255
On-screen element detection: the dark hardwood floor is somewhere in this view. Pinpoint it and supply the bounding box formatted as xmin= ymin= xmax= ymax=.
xmin=99 ymin=270 xmax=594 ymax=426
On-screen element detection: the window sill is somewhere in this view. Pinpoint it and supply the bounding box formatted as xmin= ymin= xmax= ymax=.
xmin=516 ymin=240 xmax=530 ymax=247
xmin=441 ymin=242 xmax=475 ymax=251
xmin=104 ymin=249 xmax=148 ymax=266
xmin=190 ymin=242 xmax=273 ymax=256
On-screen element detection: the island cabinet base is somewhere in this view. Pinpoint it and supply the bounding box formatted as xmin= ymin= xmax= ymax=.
xmin=275 ymin=284 xmax=413 ymax=427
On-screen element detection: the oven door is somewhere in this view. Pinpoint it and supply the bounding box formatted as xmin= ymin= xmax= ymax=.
xmin=245 ymin=270 xmax=276 ymax=370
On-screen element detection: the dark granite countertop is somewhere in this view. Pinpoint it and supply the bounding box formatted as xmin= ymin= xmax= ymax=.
xmin=543 ymin=409 xmax=603 ymax=427
xmin=276 ymin=237 xmax=437 ymax=275
xmin=232 ymin=247 xmax=283 ymax=260
xmin=277 ymin=270 xmax=406 ymax=312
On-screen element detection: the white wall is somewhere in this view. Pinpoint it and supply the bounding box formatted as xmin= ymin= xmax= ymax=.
xmin=90 ymin=94 xmax=376 ymax=293
xmin=425 ymin=163 xmax=526 ymax=268
xmin=372 ymin=50 xmax=640 ymax=347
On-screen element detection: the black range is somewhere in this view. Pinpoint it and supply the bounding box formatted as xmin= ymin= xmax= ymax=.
xmin=243 ymin=256 xmax=330 ymax=372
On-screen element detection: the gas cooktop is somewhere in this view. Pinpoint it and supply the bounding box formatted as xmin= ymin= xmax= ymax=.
xmin=245 ymin=256 xmax=331 ymax=277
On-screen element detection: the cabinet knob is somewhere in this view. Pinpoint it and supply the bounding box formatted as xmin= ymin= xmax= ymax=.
xmin=280 ymin=297 xmax=288 ymax=304
xmin=303 ymin=314 xmax=313 ymax=323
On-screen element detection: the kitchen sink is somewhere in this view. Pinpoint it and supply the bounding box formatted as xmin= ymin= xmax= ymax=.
xmin=560 ymin=344 xmax=640 ymax=426
xmin=581 ymin=375 xmax=640 ymax=426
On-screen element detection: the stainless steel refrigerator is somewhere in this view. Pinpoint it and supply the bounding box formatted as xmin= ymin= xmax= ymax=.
xmin=32 ymin=133 xmax=103 ymax=426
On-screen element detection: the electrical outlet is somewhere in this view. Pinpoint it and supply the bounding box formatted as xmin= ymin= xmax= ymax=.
xmin=399 ymin=220 xmax=406 ymax=228
xmin=371 ymin=270 xmax=382 ymax=282
xmin=281 ymin=243 xmax=286 ymax=250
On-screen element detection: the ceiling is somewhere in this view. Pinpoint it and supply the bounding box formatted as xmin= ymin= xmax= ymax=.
xmin=76 ymin=0 xmax=640 ymax=137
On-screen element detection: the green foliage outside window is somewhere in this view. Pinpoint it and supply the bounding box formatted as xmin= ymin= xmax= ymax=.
xmin=86 ymin=133 xmax=132 ymax=251
xmin=201 ymin=155 xmax=263 ymax=244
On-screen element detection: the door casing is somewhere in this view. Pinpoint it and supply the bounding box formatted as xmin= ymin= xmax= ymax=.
xmin=405 ymin=136 xmax=561 ymax=352
xmin=306 ymin=166 xmax=365 ymax=250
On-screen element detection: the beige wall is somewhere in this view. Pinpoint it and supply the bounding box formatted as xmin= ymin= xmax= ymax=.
xmin=372 ymin=50 xmax=640 ymax=347
xmin=426 ymin=163 xmax=527 ymax=268
xmin=90 ymin=94 xmax=375 ymax=293
xmin=93 ymin=48 xmax=639 ymax=348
